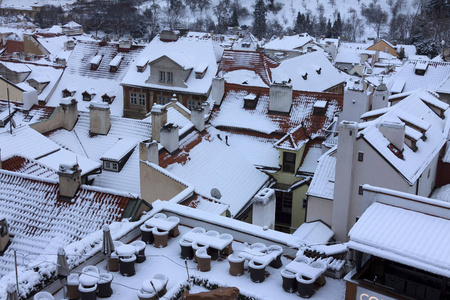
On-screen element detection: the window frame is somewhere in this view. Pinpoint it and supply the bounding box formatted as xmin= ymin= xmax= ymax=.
xmin=159 ymin=71 xmax=165 ymax=82
xmin=167 ymin=71 xmax=173 ymax=83
xmin=282 ymin=152 xmax=296 ymax=173
xmin=130 ymin=92 xmax=138 ymax=105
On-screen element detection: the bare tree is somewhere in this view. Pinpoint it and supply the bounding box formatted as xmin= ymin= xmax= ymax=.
xmin=361 ymin=1 xmax=388 ymax=39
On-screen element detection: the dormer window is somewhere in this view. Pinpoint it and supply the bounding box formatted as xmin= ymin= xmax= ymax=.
xmin=244 ymin=93 xmax=259 ymax=109
xmin=102 ymin=92 xmax=116 ymax=104
xmin=195 ymin=63 xmax=208 ymax=79
xmin=62 ymin=88 xmax=75 ymax=98
xmin=242 ymin=42 xmax=250 ymax=48
xmin=109 ymin=55 xmax=123 ymax=72
xmin=90 ymin=54 xmax=103 ymax=70
xmin=82 ymin=90 xmax=95 ymax=101
xmin=414 ymin=61 xmax=428 ymax=76
xmin=313 ymin=100 xmax=327 ymax=116
xmin=136 ymin=59 xmax=148 ymax=73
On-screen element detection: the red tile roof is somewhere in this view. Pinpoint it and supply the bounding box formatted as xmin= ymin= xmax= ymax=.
xmin=211 ymin=83 xmax=343 ymax=137
xmin=2 ymin=155 xmax=57 ymax=179
xmin=3 ymin=40 xmax=24 ymax=54
xmin=218 ymin=50 xmax=279 ymax=86
xmin=0 ymin=170 xmax=134 ymax=276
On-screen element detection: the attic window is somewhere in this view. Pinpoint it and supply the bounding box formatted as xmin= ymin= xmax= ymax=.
xmin=62 ymin=89 xmax=75 ymax=98
xmin=109 ymin=55 xmax=123 ymax=72
xmin=90 ymin=54 xmax=103 ymax=70
xmin=82 ymin=91 xmax=95 ymax=101
xmin=243 ymin=93 xmax=259 ymax=109
xmin=313 ymin=100 xmax=327 ymax=116
xmin=414 ymin=61 xmax=428 ymax=76
xmin=102 ymin=93 xmax=116 ymax=104
xmin=195 ymin=63 xmax=208 ymax=79
xmin=104 ymin=161 xmax=118 ymax=171
xmin=242 ymin=42 xmax=251 ymax=48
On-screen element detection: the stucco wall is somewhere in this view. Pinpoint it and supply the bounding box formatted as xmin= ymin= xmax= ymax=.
xmin=306 ymin=195 xmax=333 ymax=227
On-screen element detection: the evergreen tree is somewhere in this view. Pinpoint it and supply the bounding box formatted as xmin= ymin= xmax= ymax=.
xmin=252 ymin=0 xmax=267 ymax=38
xmin=305 ymin=13 xmax=312 ymax=34
xmin=230 ymin=5 xmax=239 ymax=27
xmin=332 ymin=12 xmax=342 ymax=38
xmin=326 ymin=19 xmax=332 ymax=38
xmin=295 ymin=12 xmax=305 ymax=33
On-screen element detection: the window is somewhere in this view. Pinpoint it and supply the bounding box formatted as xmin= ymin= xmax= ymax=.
xmin=157 ymin=96 xmax=168 ymax=105
xmin=167 ymin=72 xmax=173 ymax=83
xmin=159 ymin=71 xmax=165 ymax=82
xmin=282 ymin=152 xmax=296 ymax=173
xmin=188 ymin=99 xmax=201 ymax=110
xmin=104 ymin=161 xmax=119 ymax=171
xmin=302 ymin=198 xmax=307 ymax=209
xmin=130 ymin=92 xmax=145 ymax=106
xmin=359 ymin=185 xmax=364 ymax=195
xmin=427 ymin=168 xmax=431 ymax=178
xmin=130 ymin=92 xmax=137 ymax=105
xmin=195 ymin=73 xmax=202 ymax=79
xmin=139 ymin=93 xmax=146 ymax=106
xmin=281 ymin=192 xmax=293 ymax=214
xmin=358 ymin=152 xmax=364 ymax=161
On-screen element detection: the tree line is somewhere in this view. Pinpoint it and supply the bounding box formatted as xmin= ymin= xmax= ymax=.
xmin=33 ymin=0 xmax=449 ymax=57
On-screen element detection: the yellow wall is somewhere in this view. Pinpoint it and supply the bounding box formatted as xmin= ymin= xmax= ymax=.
xmin=270 ymin=145 xmax=309 ymax=232
xmin=0 ymin=80 xmax=23 ymax=102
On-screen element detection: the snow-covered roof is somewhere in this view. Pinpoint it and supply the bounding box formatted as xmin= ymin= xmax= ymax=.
xmin=0 ymin=169 xmax=135 ymax=278
xmin=359 ymin=90 xmax=449 ymax=185
xmin=46 ymin=112 xmax=152 ymax=195
xmin=293 ymin=221 xmax=334 ymax=245
xmin=298 ymin=145 xmax=324 ymax=174
xmin=271 ymin=51 xmax=345 ymax=92
xmin=431 ymin=183 xmax=450 ymax=203
xmin=100 ymin=138 xmax=136 ymax=162
xmin=0 ymin=0 xmax=75 ymax=10
xmin=437 ymin=74 xmax=450 ymax=94
xmin=2 ymin=155 xmax=58 ymax=180
xmin=388 ymin=60 xmax=450 ymax=94
xmin=210 ymin=84 xmax=343 ymax=137
xmin=218 ymin=50 xmax=279 ymax=86
xmin=264 ymin=34 xmax=314 ymax=51
xmin=348 ymin=201 xmax=450 ymax=277
xmin=307 ymin=147 xmax=336 ymax=200
xmin=121 ymin=35 xmax=217 ymax=96
xmin=159 ymin=126 xmax=269 ymax=217
xmin=46 ymin=41 xmax=145 ymax=116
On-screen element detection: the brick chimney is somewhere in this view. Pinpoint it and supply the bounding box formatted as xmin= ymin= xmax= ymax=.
xmin=160 ymin=123 xmax=179 ymax=153
xmin=139 ymin=140 xmax=159 ymax=165
xmin=191 ymin=107 xmax=205 ymax=132
xmin=89 ymin=101 xmax=111 ymax=135
xmin=252 ymin=188 xmax=276 ymax=229
xmin=58 ymin=161 xmax=81 ymax=200
xmin=151 ymin=104 xmax=168 ymax=142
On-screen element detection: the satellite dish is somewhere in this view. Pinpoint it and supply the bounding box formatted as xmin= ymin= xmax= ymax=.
xmin=210 ymin=188 xmax=222 ymax=199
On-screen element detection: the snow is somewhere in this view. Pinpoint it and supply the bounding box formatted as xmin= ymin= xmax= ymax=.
xmin=100 ymin=138 xmax=137 ymax=162
xmin=431 ymin=184 xmax=450 ymax=203
xmin=224 ymin=69 xmax=268 ymax=87
xmin=348 ymin=202 xmax=450 ymax=277
xmin=121 ymin=35 xmax=217 ymax=96
xmin=298 ymin=146 xmax=324 ymax=174
xmin=163 ymin=127 xmax=269 ymax=217
xmin=293 ymin=221 xmax=334 ymax=245
xmin=359 ymin=90 xmax=449 ymax=185
xmin=307 ymin=147 xmax=337 ymax=200
xmin=272 ymin=51 xmax=345 ymax=92
xmin=46 ymin=41 xmax=145 ymax=116
xmin=264 ymin=34 xmax=313 ymax=51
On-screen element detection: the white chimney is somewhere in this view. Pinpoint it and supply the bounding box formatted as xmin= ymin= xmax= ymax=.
xmin=139 ymin=140 xmax=159 ymax=165
xmin=211 ymin=76 xmax=225 ymax=105
xmin=151 ymin=104 xmax=168 ymax=142
xmin=60 ymin=98 xmax=78 ymax=131
xmin=58 ymin=161 xmax=81 ymax=200
xmin=160 ymin=123 xmax=179 ymax=153
xmin=269 ymin=82 xmax=293 ymax=113
xmin=89 ymin=101 xmax=111 ymax=135
xmin=379 ymin=120 xmax=405 ymax=151
xmin=252 ymin=188 xmax=276 ymax=229
xmin=191 ymin=107 xmax=205 ymax=132
xmin=202 ymin=102 xmax=210 ymax=115
xmin=372 ymin=82 xmax=390 ymax=110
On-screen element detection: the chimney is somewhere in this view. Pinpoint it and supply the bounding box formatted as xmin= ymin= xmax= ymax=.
xmin=332 ymin=121 xmax=358 ymax=242
xmin=60 ymin=98 xmax=78 ymax=131
xmin=89 ymin=101 xmax=111 ymax=135
xmin=191 ymin=107 xmax=205 ymax=132
xmin=269 ymin=82 xmax=293 ymax=113
xmin=379 ymin=120 xmax=405 ymax=151
xmin=160 ymin=123 xmax=179 ymax=153
xmin=151 ymin=104 xmax=168 ymax=142
xmin=139 ymin=140 xmax=159 ymax=165
xmin=201 ymin=102 xmax=210 ymax=115
xmin=372 ymin=82 xmax=390 ymax=110
xmin=252 ymin=188 xmax=276 ymax=229
xmin=58 ymin=161 xmax=81 ymax=200
xmin=0 ymin=217 xmax=9 ymax=252
xmin=211 ymin=76 xmax=225 ymax=105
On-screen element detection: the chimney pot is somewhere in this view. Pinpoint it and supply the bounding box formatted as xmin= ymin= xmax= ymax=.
xmin=160 ymin=123 xmax=179 ymax=153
